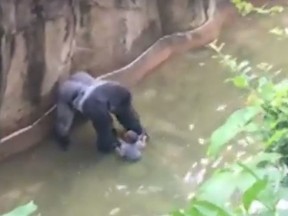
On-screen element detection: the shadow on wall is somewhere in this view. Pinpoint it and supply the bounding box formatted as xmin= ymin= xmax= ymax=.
xmin=0 ymin=26 xmax=3 ymax=138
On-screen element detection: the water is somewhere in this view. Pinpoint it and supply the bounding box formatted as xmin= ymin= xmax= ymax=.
xmin=1 ymin=11 xmax=288 ymax=216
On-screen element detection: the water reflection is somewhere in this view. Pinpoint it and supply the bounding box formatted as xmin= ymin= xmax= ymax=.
xmin=1 ymin=11 xmax=288 ymax=216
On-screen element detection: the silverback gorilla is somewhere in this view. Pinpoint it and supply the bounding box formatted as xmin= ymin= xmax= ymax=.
xmin=53 ymin=71 xmax=147 ymax=157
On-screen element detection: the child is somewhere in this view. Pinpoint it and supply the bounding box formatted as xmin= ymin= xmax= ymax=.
xmin=115 ymin=130 xmax=147 ymax=161
xmin=123 ymin=130 xmax=147 ymax=149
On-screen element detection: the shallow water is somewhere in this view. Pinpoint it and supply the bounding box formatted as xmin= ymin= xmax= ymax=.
xmin=1 ymin=10 xmax=288 ymax=216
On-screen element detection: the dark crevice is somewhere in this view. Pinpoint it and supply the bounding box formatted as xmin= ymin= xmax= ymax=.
xmin=79 ymin=1 xmax=91 ymax=28
xmin=0 ymin=29 xmax=3 ymax=111
xmin=64 ymin=18 xmax=70 ymax=41
xmin=0 ymin=2 xmax=3 ymax=113
xmin=156 ymin=0 xmax=171 ymax=35
xmin=9 ymin=35 xmax=15 ymax=60
xmin=23 ymin=0 xmax=46 ymax=105
xmin=0 ymin=33 xmax=15 ymax=139
xmin=203 ymin=0 xmax=211 ymax=20
xmin=64 ymin=0 xmax=75 ymax=42
xmin=115 ymin=0 xmax=123 ymax=8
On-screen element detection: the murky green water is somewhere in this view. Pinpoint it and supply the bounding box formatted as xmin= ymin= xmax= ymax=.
xmin=1 ymin=11 xmax=288 ymax=216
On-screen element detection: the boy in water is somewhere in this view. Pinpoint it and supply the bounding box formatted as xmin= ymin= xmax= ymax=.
xmin=115 ymin=130 xmax=147 ymax=161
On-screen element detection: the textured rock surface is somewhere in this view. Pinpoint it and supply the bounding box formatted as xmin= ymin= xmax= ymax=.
xmin=0 ymin=0 xmax=76 ymax=137
xmin=72 ymin=0 xmax=162 ymax=73
xmin=0 ymin=0 xmax=163 ymax=138
xmin=157 ymin=0 xmax=208 ymax=34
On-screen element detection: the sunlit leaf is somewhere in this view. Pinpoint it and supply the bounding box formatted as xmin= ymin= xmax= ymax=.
xmin=270 ymin=6 xmax=284 ymax=13
xmin=245 ymin=152 xmax=281 ymax=166
xmin=208 ymin=107 xmax=260 ymax=157
xmin=198 ymin=170 xmax=237 ymax=205
xmin=275 ymin=79 xmax=288 ymax=91
xmin=278 ymin=209 xmax=288 ymax=216
xmin=171 ymin=209 xmax=188 ymax=216
xmin=270 ymin=27 xmax=284 ymax=36
xmin=237 ymin=162 xmax=260 ymax=180
xmin=242 ymin=179 xmax=268 ymax=211
xmin=193 ymin=199 xmax=232 ymax=216
xmin=231 ymin=75 xmax=249 ymax=89
xmin=237 ymin=61 xmax=250 ymax=71
xmin=265 ymin=129 xmax=288 ymax=147
xmin=246 ymin=93 xmax=261 ymax=106
xmin=187 ymin=206 xmax=205 ymax=216
xmin=257 ymin=78 xmax=275 ymax=101
xmin=243 ymin=122 xmax=259 ymax=132
xmin=242 ymin=66 xmax=252 ymax=74
xmin=2 ymin=201 xmax=38 ymax=216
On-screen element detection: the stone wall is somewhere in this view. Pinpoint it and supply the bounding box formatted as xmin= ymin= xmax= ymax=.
xmin=72 ymin=0 xmax=162 ymax=74
xmin=0 ymin=0 xmax=75 ymax=138
xmin=0 ymin=0 xmax=165 ymax=138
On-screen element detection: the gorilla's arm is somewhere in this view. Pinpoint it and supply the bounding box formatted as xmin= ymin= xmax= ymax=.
xmin=82 ymin=96 xmax=121 ymax=153
xmin=100 ymin=83 xmax=144 ymax=136
xmin=114 ymin=105 xmax=143 ymax=135
xmin=54 ymin=102 xmax=75 ymax=150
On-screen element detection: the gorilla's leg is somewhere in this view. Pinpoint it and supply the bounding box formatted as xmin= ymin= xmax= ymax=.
xmin=82 ymin=98 xmax=120 ymax=153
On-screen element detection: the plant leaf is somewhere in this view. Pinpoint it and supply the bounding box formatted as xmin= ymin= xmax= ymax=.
xmin=231 ymin=75 xmax=249 ymax=89
xmin=193 ymin=199 xmax=232 ymax=216
xmin=2 ymin=201 xmax=38 ymax=216
xmin=243 ymin=179 xmax=268 ymax=211
xmin=208 ymin=106 xmax=260 ymax=157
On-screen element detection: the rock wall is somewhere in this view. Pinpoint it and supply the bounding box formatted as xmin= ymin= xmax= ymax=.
xmin=72 ymin=0 xmax=162 ymax=74
xmin=157 ymin=0 xmax=208 ymax=34
xmin=0 ymin=0 xmax=164 ymax=138
xmin=0 ymin=0 xmax=76 ymax=138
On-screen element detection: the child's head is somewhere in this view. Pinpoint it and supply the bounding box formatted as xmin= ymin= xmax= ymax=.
xmin=123 ymin=130 xmax=139 ymax=144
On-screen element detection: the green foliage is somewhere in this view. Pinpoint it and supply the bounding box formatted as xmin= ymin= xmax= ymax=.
xmin=231 ymin=0 xmax=284 ymax=16
xmin=1 ymin=201 xmax=37 ymax=216
xmin=171 ymin=152 xmax=286 ymax=216
xmin=208 ymin=106 xmax=260 ymax=157
xmin=170 ymin=33 xmax=288 ymax=215
xmin=270 ymin=27 xmax=288 ymax=40
xmin=208 ymin=41 xmax=288 ymax=158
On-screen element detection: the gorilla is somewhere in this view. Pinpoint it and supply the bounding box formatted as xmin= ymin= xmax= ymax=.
xmin=54 ymin=71 xmax=147 ymax=159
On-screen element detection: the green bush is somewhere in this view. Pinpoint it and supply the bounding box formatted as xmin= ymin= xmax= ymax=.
xmin=169 ymin=2 xmax=288 ymax=214
xmin=170 ymin=40 xmax=288 ymax=216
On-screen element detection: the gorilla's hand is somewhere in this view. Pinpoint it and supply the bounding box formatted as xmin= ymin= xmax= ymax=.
xmin=97 ymin=135 xmax=121 ymax=154
xmin=53 ymin=129 xmax=71 ymax=151
xmin=57 ymin=136 xmax=71 ymax=151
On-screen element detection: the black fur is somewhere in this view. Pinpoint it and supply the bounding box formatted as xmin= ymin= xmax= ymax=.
xmin=54 ymin=71 xmax=146 ymax=154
